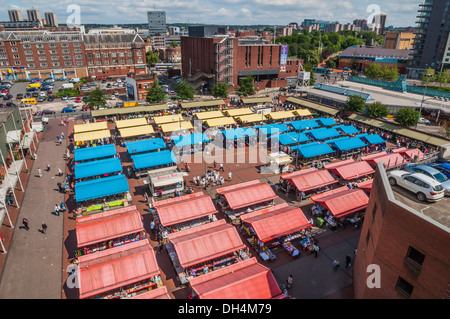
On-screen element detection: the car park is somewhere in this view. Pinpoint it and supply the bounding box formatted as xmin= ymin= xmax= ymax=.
xmin=405 ymin=164 xmax=450 ymax=196
xmin=62 ymin=107 xmax=76 ymax=113
xmin=388 ymin=170 xmax=445 ymax=202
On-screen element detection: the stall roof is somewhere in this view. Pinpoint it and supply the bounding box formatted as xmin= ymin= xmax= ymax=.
xmin=75 ymin=206 xmax=144 ymax=248
xmin=6 ymin=130 xmax=22 ymax=143
xmin=305 ymin=127 xmax=341 ymax=140
xmin=153 ymin=113 xmax=183 ymax=125
xmin=315 ymin=117 xmax=337 ymax=126
xmin=115 ymin=117 xmax=148 ymax=129
xmin=153 ymin=192 xmax=217 ymax=227
xmin=278 ymin=131 xmax=310 ymax=145
xmin=159 ymin=121 xmax=194 ymax=133
xmin=204 ymin=117 xmax=236 ymax=127
xmin=128 ymin=286 xmax=171 ymax=299
xmin=73 ymin=122 xmax=108 ymax=134
xmin=330 ymin=137 xmax=367 ymax=151
xmin=293 ymin=109 xmax=313 ymax=117
xmin=224 ymin=108 xmax=253 ymax=117
xmin=75 ymin=174 xmax=130 ymax=203
xmin=286 ymin=97 xmax=340 ymax=115
xmin=222 ymin=127 xmax=257 ymax=140
xmin=360 ymin=133 xmax=385 ymax=145
xmin=74 ymin=144 xmax=116 ymax=162
xmin=361 ymin=151 xmax=406 ymax=168
xmin=91 ymin=104 xmax=169 ymax=117
xmin=194 ymin=110 xmax=225 ymax=120
xmin=126 ymin=138 xmax=167 ymax=155
xmin=392 ymin=148 xmax=425 ymax=160
xmin=240 ymin=203 xmax=312 ymax=242
xmin=287 ymin=119 xmax=320 ymax=131
xmin=78 ymin=240 xmax=160 ymax=299
xmin=335 ymin=125 xmax=360 ymax=135
xmin=281 ymin=167 xmax=338 ymax=192
xmin=167 ymin=219 xmax=246 ymax=268
xmin=241 ymin=97 xmax=272 ymax=104
xmin=265 ymin=111 xmax=296 ymax=121
xmin=132 ymin=149 xmax=176 ymax=170
xmin=310 ymin=186 xmax=369 ymax=218
xmin=292 ymin=142 xmax=335 ymax=158
xmin=189 ymin=257 xmax=284 ymax=299
xmin=170 ymin=133 xmax=210 ymax=147
xmin=74 ymin=129 xmax=111 ymax=143
xmin=357 ymin=179 xmax=374 ymax=192
xmin=254 ymin=123 xmax=291 ymax=135
xmin=216 ymin=180 xmax=278 ymax=210
xmin=181 ymin=99 xmax=226 ymax=109
xmin=325 ymin=159 xmax=375 ymax=180
xmin=235 ymin=113 xmax=267 ymax=124
xmin=74 ymin=157 xmax=122 ymax=180
xmin=119 ymin=125 xmax=155 ymax=138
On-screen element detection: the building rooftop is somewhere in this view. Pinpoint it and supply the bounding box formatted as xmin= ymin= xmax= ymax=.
xmin=340 ymin=46 xmax=413 ymax=60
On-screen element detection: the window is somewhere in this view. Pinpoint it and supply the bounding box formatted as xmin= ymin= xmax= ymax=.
xmin=40 ymin=63 xmax=48 ymax=67
xmin=365 ymin=230 xmax=371 ymax=245
xmin=62 ymin=49 xmax=70 ymax=54
xmin=51 ymin=56 xmax=59 ymax=61
xmin=38 ymin=50 xmax=45 ymax=55
xmin=13 ymin=54 xmax=19 ymax=59
xmin=61 ymin=43 xmax=69 ymax=47
xmin=52 ymin=62 xmax=60 ymax=67
xmin=25 ymin=50 xmax=33 ymax=56
xmin=27 ymin=63 xmax=35 ymax=68
xmin=36 ymin=44 xmax=44 ymax=48
xmin=74 ymin=49 xmax=82 ymax=53
xmin=406 ymin=246 xmax=425 ymax=268
xmin=49 ymin=44 xmax=56 ymax=48
xmin=23 ymin=44 xmax=31 ymax=49
xmin=26 ymin=57 xmax=34 ymax=62
xmin=76 ymin=61 xmax=83 ymax=66
xmin=64 ymin=62 xmax=72 ymax=66
xmin=51 ymin=50 xmax=58 ymax=55
xmin=396 ymin=277 xmax=413 ymax=298
xmin=39 ymin=56 xmax=46 ymax=61
xmin=0 ymin=55 xmax=7 ymax=60
xmin=63 ymin=56 xmax=71 ymax=60
xmin=10 ymin=41 xmax=16 ymax=46
xmin=11 ymin=47 xmax=18 ymax=52
xmin=14 ymin=61 xmax=21 ymax=65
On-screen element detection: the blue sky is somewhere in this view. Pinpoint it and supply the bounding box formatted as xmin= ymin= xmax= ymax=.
xmin=3 ymin=0 xmax=422 ymax=26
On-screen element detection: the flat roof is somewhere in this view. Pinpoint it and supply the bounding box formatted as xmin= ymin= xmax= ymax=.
xmin=181 ymin=99 xmax=226 ymax=109
xmin=73 ymin=122 xmax=108 ymax=134
xmin=74 ymin=157 xmax=122 ymax=179
xmin=91 ymin=104 xmax=169 ymax=117
xmin=74 ymin=174 xmax=130 ymax=202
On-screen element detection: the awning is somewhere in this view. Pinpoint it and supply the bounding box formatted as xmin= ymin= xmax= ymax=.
xmin=78 ymin=240 xmax=160 ymax=299
xmin=6 ymin=130 xmax=22 ymax=144
xmin=167 ymin=219 xmax=246 ymax=268
xmin=131 ymin=149 xmax=176 ymax=170
xmin=224 ymin=108 xmax=253 ymax=117
xmin=22 ymin=131 xmax=35 ymax=149
xmin=74 ymin=129 xmax=111 ymax=143
xmin=330 ymin=137 xmax=367 ymax=151
xmin=159 ymin=121 xmax=194 ymax=133
xmin=204 ymin=117 xmax=236 ymax=127
xmin=240 ymin=203 xmax=312 ymax=242
xmin=287 ymin=119 xmax=321 ymax=131
xmin=189 ymin=257 xmax=284 ymax=299
xmin=73 ymin=122 xmax=108 ymax=134
xmin=128 ymin=286 xmax=171 ymax=299
xmin=305 ymin=127 xmax=341 ymax=140
xmin=360 ymin=134 xmax=385 ymax=145
xmin=74 ymin=157 xmax=122 ymax=179
xmin=254 ymin=123 xmax=291 ymax=135
xmin=149 ymin=170 xmax=184 ymax=188
xmin=361 ymin=151 xmax=406 ymax=168
xmin=325 ymin=159 xmax=375 ymax=180
xmin=241 ymin=97 xmax=272 ymax=104
xmin=292 ymin=142 xmax=335 ymax=158
xmin=115 ymin=117 xmax=148 ymax=129
xmin=265 ymin=111 xmax=296 ymax=121
xmin=293 ymin=109 xmax=313 ymax=117
xmin=194 ymin=110 xmax=225 ymax=120
xmin=393 ymin=148 xmax=425 ymax=160
xmin=126 ymin=138 xmax=167 ymax=154
xmin=235 ymin=113 xmax=267 ymax=124
xmin=181 ymin=99 xmax=226 ymax=109
xmin=216 ymin=180 xmax=277 ymax=210
xmin=153 ymin=192 xmax=217 ymax=227
xmin=170 ymin=133 xmax=210 ymax=147
xmin=222 ymin=128 xmax=257 ymax=140
xmin=75 ymin=205 xmax=144 ymax=248
xmin=286 ymin=97 xmax=339 ymax=115
xmin=153 ymin=113 xmax=183 ymax=125
xmin=310 ymin=186 xmax=369 ymax=218
xmin=335 ymin=125 xmax=360 ymax=135
xmin=119 ymin=125 xmax=155 ymax=138
xmin=74 ymin=144 xmax=117 ymax=162
xmin=90 ymin=104 xmax=169 ymax=117
xmin=357 ymin=179 xmax=373 ymax=192
xmin=316 ymin=117 xmax=337 ymax=126
xmin=281 ymin=167 xmax=338 ymax=192
xmin=74 ymin=174 xmax=130 ymax=203
xmin=278 ymin=132 xmax=310 ymax=145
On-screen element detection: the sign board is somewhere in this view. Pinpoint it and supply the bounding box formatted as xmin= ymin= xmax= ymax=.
xmin=280 ymin=45 xmax=288 ymax=72
xmin=298 ymin=72 xmax=311 ymax=81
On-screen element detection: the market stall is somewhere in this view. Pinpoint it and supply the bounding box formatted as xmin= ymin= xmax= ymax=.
xmin=392 ymin=147 xmax=425 ymax=161
xmin=118 ymin=125 xmax=155 ymax=142
xmin=75 ymin=205 xmax=145 ymax=257
xmin=279 ymin=167 xmax=338 ymax=198
xmin=193 ymin=110 xmax=225 ymax=121
xmin=131 ymin=149 xmax=176 ymax=178
xmin=286 ymin=119 xmax=320 ymax=131
xmin=74 ymin=174 xmax=131 ymax=217
xmin=115 ymin=117 xmax=149 ymax=130
xmin=147 ymin=166 xmax=185 ymax=197
xmin=265 ymin=111 xmax=297 ymax=122
xmin=278 ymin=131 xmax=310 ymax=146
xmin=203 ymin=117 xmax=236 ymax=129
xmin=221 ymin=127 xmax=258 ymax=148
xmin=152 ymin=192 xmax=217 ymax=235
xmin=263 ymin=152 xmax=293 ymax=174
xmin=166 ymin=219 xmax=249 ymax=284
xmin=158 ymin=121 xmax=194 ymax=135
xmin=234 ymin=113 xmax=267 ymax=125
xmin=189 ymin=257 xmax=285 ymax=299
xmin=127 ymin=286 xmax=171 ymax=299
xmin=169 ymin=132 xmax=210 ymax=155
xmin=152 ymin=113 xmax=184 ymax=126
xmin=290 ymin=142 xmax=336 ymax=162
xmin=74 ymin=157 xmax=123 ymax=181
xmin=361 ymin=151 xmax=406 ymax=169
xmin=73 ymin=122 xmax=109 ymax=135
xmin=335 ymin=124 xmax=360 ymax=135
xmin=315 ymin=117 xmax=338 ymax=127
xmin=126 ymin=138 xmax=167 ymax=156
xmin=77 ymin=240 xmax=162 ymax=299
xmin=223 ymin=107 xmax=254 ymax=117
xmin=304 ymin=127 xmax=342 ymax=140
xmin=293 ymin=109 xmax=313 ymax=117
xmin=215 ymin=180 xmax=278 ymax=224
xmin=357 ymin=179 xmax=374 ymax=193
xmin=73 ymin=129 xmax=112 ymax=149
xmin=74 ymin=144 xmax=117 ymax=163
xmin=324 ymin=159 xmax=375 ymax=181
xmin=240 ymin=203 xmax=312 ymax=260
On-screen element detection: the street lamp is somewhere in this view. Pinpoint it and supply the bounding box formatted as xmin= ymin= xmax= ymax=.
xmin=293 ymin=123 xmax=309 ymax=170
xmin=417 ymin=72 xmax=432 ymax=129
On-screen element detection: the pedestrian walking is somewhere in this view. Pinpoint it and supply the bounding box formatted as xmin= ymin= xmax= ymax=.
xmin=37 ymin=168 xmax=42 ymax=177
xmin=228 ymin=172 xmax=232 ymax=181
xmin=213 ymin=160 xmax=216 ymax=168
xmin=60 ymin=132 xmax=64 ymax=139
xmin=158 ymin=241 xmax=164 ymax=253
xmin=333 ymin=259 xmax=340 ymax=272
xmin=54 ymin=204 xmax=60 ymax=216
xmin=57 ymin=182 xmax=62 ymax=192
xmin=150 ymin=221 xmax=156 ymax=235
xmin=57 ymin=168 xmax=63 ymax=176
xmin=346 ymin=254 xmax=352 ymax=268
xmin=41 ymin=223 xmax=47 ymax=234
xmin=219 ymin=163 xmax=224 ymax=172
xmin=313 ymin=245 xmax=320 ymax=258
xmin=286 ymin=275 xmax=293 ymax=289
xmin=46 ymin=163 xmax=51 ymax=171
xmin=22 ymin=218 xmax=29 ymax=231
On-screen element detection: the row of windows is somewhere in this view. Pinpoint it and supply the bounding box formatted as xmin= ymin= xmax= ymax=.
xmin=20 ymin=42 xmax=81 ymax=48
xmin=87 ymin=59 xmax=136 ymax=66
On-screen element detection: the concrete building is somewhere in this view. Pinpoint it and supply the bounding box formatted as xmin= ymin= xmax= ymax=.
xmin=408 ymin=0 xmax=450 ymax=78
xmin=44 ymin=12 xmax=58 ymax=27
xmin=147 ymin=10 xmax=166 ymax=36
xmin=353 ymin=162 xmax=450 ymax=299
xmin=26 ymin=9 xmax=42 ymax=23
xmin=383 ymin=32 xmax=416 ymax=50
xmin=125 ymin=73 xmax=155 ymax=102
xmin=8 ymin=10 xmax=23 ymax=22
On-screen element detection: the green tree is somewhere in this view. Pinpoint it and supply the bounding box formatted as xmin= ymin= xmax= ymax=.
xmin=145 ymin=50 xmax=159 ymax=65
xmin=366 ymin=102 xmax=389 ymax=118
xmin=364 ymin=64 xmax=383 ymax=79
xmin=211 ymin=81 xmax=229 ymax=98
xmin=238 ymin=74 xmax=255 ymax=96
xmin=87 ymin=87 xmax=108 ymax=108
xmin=170 ymin=41 xmax=178 ymax=48
xmin=146 ymin=79 xmax=166 ymax=103
xmin=380 ymin=66 xmax=399 ymax=81
xmin=345 ymin=95 xmax=366 ymax=112
xmin=394 ymin=107 xmax=419 ymax=127
xmin=325 ymin=59 xmax=336 ymax=69
xmin=176 ymin=80 xmax=195 ymax=100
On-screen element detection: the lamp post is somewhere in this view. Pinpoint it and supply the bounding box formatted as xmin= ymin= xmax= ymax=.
xmin=417 ymin=72 xmax=432 ymax=129
xmin=293 ymin=123 xmax=309 ymax=170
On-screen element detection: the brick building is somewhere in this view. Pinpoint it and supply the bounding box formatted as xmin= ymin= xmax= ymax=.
xmin=125 ymin=73 xmax=155 ymax=102
xmin=384 ymin=32 xmax=416 ymax=50
xmin=353 ymin=162 xmax=450 ymax=299
xmin=158 ymin=46 xmax=181 ymax=63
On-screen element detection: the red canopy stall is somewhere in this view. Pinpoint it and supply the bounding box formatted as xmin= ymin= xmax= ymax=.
xmin=75 ymin=205 xmax=145 ymax=257
xmin=361 ymin=151 xmax=406 ymax=169
xmin=357 ymin=179 xmax=374 ymax=193
xmin=166 ymin=219 xmax=249 ymax=284
xmin=77 ymin=240 xmax=162 ymax=299
xmin=279 ymin=167 xmax=338 ymax=198
xmin=189 ymin=257 xmax=286 ymax=299
xmin=128 ymin=286 xmax=171 ymax=299
xmin=325 ymin=159 xmax=375 ymax=181
xmin=393 ymin=147 xmax=425 ymax=161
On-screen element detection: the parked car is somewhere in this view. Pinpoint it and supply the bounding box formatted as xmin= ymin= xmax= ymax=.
xmin=6 ymin=102 xmax=16 ymax=107
xmin=61 ymin=107 xmax=75 ymax=113
xmin=37 ymin=97 xmax=46 ymax=102
xmin=0 ymin=103 xmax=6 ymax=108
xmin=24 ymin=93 xmax=31 ymax=99
xmin=16 ymin=93 xmax=24 ymax=99
xmin=405 ymin=164 xmax=450 ymax=196
xmin=47 ymin=96 xmax=54 ymax=102
xmin=32 ymin=92 xmax=39 ymax=98
xmin=3 ymin=94 xmax=13 ymax=100
xmin=82 ymin=106 xmax=90 ymax=111
xmin=113 ymin=91 xmax=119 ymax=96
xmin=75 ymin=97 xmax=82 ymax=103
xmin=418 ymin=117 xmax=431 ymax=124
xmin=41 ymin=109 xmax=55 ymax=115
xmin=39 ymin=91 xmax=46 ymax=97
xmin=429 ymin=163 xmax=450 ymax=179
xmin=116 ymin=78 xmax=122 ymax=83
xmin=26 ymin=87 xmax=37 ymax=92
xmin=106 ymin=83 xmax=112 ymax=88
xmin=88 ymin=82 xmax=97 ymax=87
xmin=61 ymin=95 xmax=68 ymax=101
xmin=387 ymin=170 xmax=445 ymax=202
xmin=115 ymin=102 xmax=124 ymax=108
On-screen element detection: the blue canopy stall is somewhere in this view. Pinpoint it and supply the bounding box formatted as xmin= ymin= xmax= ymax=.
xmin=305 ymin=127 xmax=341 ymax=140
xmin=131 ymin=149 xmax=176 ymax=177
xmin=74 ymin=144 xmax=117 ymax=163
xmin=315 ymin=117 xmax=337 ymax=127
xmin=291 ymin=142 xmax=335 ymax=159
xmin=170 ymin=133 xmax=210 ymax=155
xmin=335 ymin=125 xmax=360 ymax=135
xmin=74 ymin=157 xmax=123 ymax=180
xmin=126 ymin=138 xmax=167 ymax=155
xmin=286 ymin=119 xmax=320 ymax=131
xmin=278 ymin=131 xmax=310 ymax=146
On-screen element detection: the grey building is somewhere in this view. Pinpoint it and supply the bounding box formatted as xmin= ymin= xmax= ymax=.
xmin=44 ymin=12 xmax=58 ymax=27
xmin=26 ymin=9 xmax=42 ymax=23
xmin=147 ymin=10 xmax=166 ymax=36
xmin=188 ymin=26 xmax=227 ymax=37
xmin=408 ymin=0 xmax=450 ymax=78
xmin=8 ymin=10 xmax=23 ymax=22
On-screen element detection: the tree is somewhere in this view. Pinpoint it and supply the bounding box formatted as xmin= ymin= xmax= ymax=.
xmin=238 ymin=74 xmax=255 ymax=96
xmin=170 ymin=41 xmax=178 ymax=48
xmin=394 ymin=107 xmax=419 ymax=127
xmin=176 ymin=80 xmax=195 ymax=100
xmin=364 ymin=64 xmax=383 ymax=79
xmin=145 ymin=50 xmax=159 ymax=65
xmin=345 ymin=95 xmax=366 ymax=112
xmin=366 ymin=102 xmax=389 ymax=118
xmin=325 ymin=59 xmax=336 ymax=69
xmin=87 ymin=87 xmax=108 ymax=108
xmin=146 ymin=79 xmax=166 ymax=103
xmin=380 ymin=66 xmax=399 ymax=81
xmin=211 ymin=81 xmax=229 ymax=98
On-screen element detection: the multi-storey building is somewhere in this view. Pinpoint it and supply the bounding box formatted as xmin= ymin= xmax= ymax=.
xmin=8 ymin=10 xmax=23 ymax=22
xmin=26 ymin=10 xmax=42 ymax=23
xmin=384 ymin=32 xmax=416 ymax=50
xmin=44 ymin=13 xmax=58 ymax=27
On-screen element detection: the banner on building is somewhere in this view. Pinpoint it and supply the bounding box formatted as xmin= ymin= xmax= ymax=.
xmin=280 ymin=45 xmax=288 ymax=72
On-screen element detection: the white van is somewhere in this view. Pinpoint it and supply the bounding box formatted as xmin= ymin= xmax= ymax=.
xmin=61 ymin=83 xmax=74 ymax=89
xmin=69 ymin=77 xmax=80 ymax=83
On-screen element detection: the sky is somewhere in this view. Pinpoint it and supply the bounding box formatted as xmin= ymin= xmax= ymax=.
xmin=2 ymin=0 xmax=423 ymax=27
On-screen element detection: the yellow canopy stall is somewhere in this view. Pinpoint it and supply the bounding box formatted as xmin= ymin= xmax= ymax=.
xmin=73 ymin=122 xmax=108 ymax=134
xmin=115 ymin=117 xmax=148 ymax=129
xmin=235 ymin=113 xmax=267 ymax=124
xmin=159 ymin=121 xmax=194 ymax=133
xmin=293 ymin=109 xmax=313 ymax=117
xmin=204 ymin=117 xmax=237 ymax=127
xmin=224 ymin=108 xmax=254 ymax=117
xmin=119 ymin=125 xmax=155 ymax=138
xmin=193 ymin=110 xmax=225 ymax=121
xmin=74 ymin=129 xmax=111 ymax=143
xmin=153 ymin=113 xmax=184 ymax=125
xmin=265 ymin=111 xmax=296 ymax=121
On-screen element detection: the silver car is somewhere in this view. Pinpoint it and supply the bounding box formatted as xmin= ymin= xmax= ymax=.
xmin=388 ymin=170 xmax=445 ymax=202
xmin=405 ymin=164 xmax=450 ymax=196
